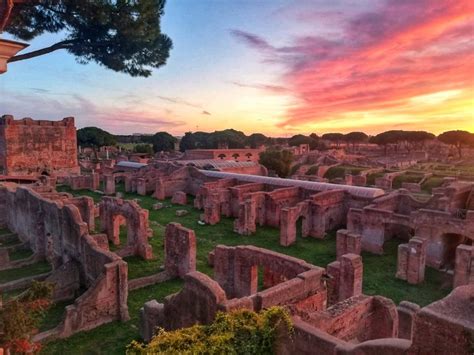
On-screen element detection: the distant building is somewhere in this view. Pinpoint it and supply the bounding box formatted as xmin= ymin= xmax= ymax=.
xmin=0 ymin=115 xmax=80 ymax=176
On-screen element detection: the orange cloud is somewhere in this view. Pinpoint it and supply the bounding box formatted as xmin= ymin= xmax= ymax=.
xmin=233 ymin=0 xmax=473 ymax=134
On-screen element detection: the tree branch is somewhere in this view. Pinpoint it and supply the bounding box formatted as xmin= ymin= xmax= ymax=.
xmin=7 ymin=39 xmax=76 ymax=63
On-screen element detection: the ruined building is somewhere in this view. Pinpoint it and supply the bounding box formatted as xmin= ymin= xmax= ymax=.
xmin=140 ymin=243 xmax=474 ymax=354
xmin=0 ymin=115 xmax=80 ymax=176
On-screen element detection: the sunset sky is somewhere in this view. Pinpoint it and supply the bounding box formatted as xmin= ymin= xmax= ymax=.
xmin=0 ymin=0 xmax=473 ymax=136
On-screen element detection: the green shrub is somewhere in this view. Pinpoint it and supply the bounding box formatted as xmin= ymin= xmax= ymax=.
xmin=305 ymin=165 xmax=319 ymax=176
xmin=290 ymin=163 xmax=303 ymax=176
xmin=127 ymin=307 xmax=293 ymax=354
xmin=324 ymin=165 xmax=365 ymax=180
xmin=392 ymin=173 xmax=424 ymax=189
xmin=421 ymin=176 xmax=444 ymax=193
xmin=366 ymin=172 xmax=384 ymax=186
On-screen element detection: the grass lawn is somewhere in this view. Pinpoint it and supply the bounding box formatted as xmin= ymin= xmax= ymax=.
xmin=392 ymin=173 xmax=424 ymax=189
xmin=324 ymin=165 xmax=367 ymax=180
xmin=0 ymin=233 xmax=21 ymax=247
xmin=366 ymin=171 xmax=384 ymax=186
xmin=9 ymin=248 xmax=34 ymax=261
xmin=0 ymin=261 xmax=51 ymax=284
xmin=38 ymin=184 xmax=451 ymax=354
xmin=421 ymin=176 xmax=445 ymax=194
xmin=41 ymin=279 xmax=183 ymax=354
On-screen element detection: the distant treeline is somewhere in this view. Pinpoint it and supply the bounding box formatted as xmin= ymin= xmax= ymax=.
xmin=77 ymin=127 xmax=474 ymax=157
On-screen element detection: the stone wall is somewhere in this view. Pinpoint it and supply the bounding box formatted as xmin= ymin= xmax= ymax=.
xmin=410 ymin=285 xmax=474 ymax=354
xmin=62 ymin=173 xmax=100 ymax=191
xmin=140 ymin=245 xmax=326 ymax=340
xmin=0 ymin=115 xmax=79 ymax=176
xmin=0 ymin=183 xmax=129 ymax=338
xmin=347 ymin=183 xmax=474 ymax=274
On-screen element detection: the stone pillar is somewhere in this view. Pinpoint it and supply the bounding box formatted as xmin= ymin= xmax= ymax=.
xmin=397 ymin=301 xmax=420 ymax=340
xmin=336 ymin=229 xmax=362 ymax=260
xmin=137 ymin=178 xmax=147 ymax=196
xmin=326 ymin=261 xmax=341 ymax=305
xmin=153 ymin=178 xmax=165 ymax=200
xmin=124 ymin=176 xmax=133 ymax=192
xmin=91 ymin=172 xmax=100 ymax=190
xmin=165 ymin=223 xmax=196 ymax=278
xmin=233 ymin=199 xmax=256 ymax=235
xmin=453 ymin=244 xmax=473 ymax=288
xmin=396 ymin=237 xmax=427 ymax=284
xmin=344 ymin=174 xmax=353 ymax=185
xmin=203 ymin=192 xmax=220 ymax=225
xmin=280 ymin=208 xmax=297 ymax=247
xmin=104 ymin=174 xmax=115 ymax=195
xmin=339 ymin=253 xmax=363 ymax=301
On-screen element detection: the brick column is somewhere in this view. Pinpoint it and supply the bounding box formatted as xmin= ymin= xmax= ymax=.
xmin=396 ymin=237 xmax=427 ymax=284
xmin=153 ymin=178 xmax=165 ymax=200
xmin=164 ymin=223 xmax=196 ymax=278
xmin=339 ymin=253 xmax=363 ymax=301
xmin=336 ymin=229 xmax=362 ymax=260
xmin=137 ymin=178 xmax=147 ymax=196
xmin=203 ymin=192 xmax=220 ymax=225
xmin=104 ymin=174 xmax=115 ymax=195
xmin=453 ymin=245 xmax=473 ymax=288
xmin=397 ymin=301 xmax=420 ymax=340
xmin=280 ymin=208 xmax=297 ymax=247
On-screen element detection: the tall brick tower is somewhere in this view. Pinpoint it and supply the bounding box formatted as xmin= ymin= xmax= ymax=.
xmin=0 ymin=115 xmax=80 ymax=176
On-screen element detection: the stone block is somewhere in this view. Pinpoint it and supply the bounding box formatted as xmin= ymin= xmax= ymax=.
xmin=176 ymin=210 xmax=189 ymax=217
xmin=171 ymin=191 xmax=187 ymax=205
xmin=152 ymin=202 xmax=164 ymax=210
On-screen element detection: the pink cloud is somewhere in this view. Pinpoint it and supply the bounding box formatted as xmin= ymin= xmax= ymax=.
xmin=231 ymin=0 xmax=473 ymax=129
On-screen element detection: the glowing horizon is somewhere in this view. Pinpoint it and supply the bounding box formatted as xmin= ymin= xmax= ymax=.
xmin=0 ymin=0 xmax=472 ymax=136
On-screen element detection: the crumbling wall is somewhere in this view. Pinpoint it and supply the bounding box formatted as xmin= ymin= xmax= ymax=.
xmin=99 ymin=197 xmax=153 ymax=260
xmin=67 ymin=196 xmax=96 ymax=233
xmin=0 ymin=184 xmax=129 ymax=338
xmin=65 ymin=173 xmax=100 ymax=191
xmin=140 ymin=245 xmax=326 ymax=340
xmin=410 ymin=285 xmax=474 ymax=355
xmin=303 ymin=295 xmax=398 ymax=343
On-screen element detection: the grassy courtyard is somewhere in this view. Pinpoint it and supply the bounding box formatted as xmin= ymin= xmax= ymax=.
xmin=9 ymin=184 xmax=447 ymax=353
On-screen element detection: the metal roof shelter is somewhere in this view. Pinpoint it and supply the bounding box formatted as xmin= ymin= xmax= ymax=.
xmin=115 ymin=161 xmax=148 ymax=169
xmin=179 ymin=159 xmax=257 ymax=169
xmin=200 ymin=170 xmax=385 ymax=199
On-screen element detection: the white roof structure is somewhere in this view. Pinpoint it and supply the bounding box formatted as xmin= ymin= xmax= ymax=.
xmin=179 ymin=159 xmax=257 ymax=169
xmin=200 ymin=170 xmax=385 ymax=199
xmin=115 ymin=161 xmax=148 ymax=169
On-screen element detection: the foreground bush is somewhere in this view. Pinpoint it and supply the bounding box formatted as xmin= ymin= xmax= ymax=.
xmin=0 ymin=281 xmax=53 ymax=354
xmin=127 ymin=307 xmax=293 ymax=354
